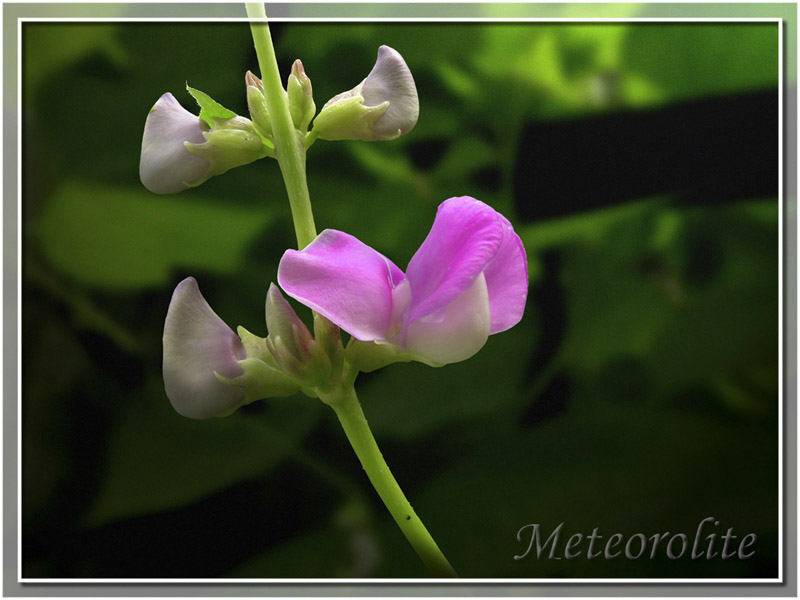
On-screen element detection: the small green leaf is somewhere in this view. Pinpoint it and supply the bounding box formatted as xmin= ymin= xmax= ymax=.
xmin=186 ymin=84 xmax=237 ymax=127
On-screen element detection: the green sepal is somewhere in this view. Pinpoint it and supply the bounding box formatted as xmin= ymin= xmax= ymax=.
xmin=184 ymin=124 xmax=272 ymax=186
xmin=237 ymin=325 xmax=276 ymax=367
xmin=344 ymin=339 xmax=444 ymax=373
xmin=314 ymin=315 xmax=343 ymax=380
xmin=215 ymin=357 xmax=300 ymax=405
xmin=186 ymin=84 xmax=237 ymax=128
xmin=265 ymin=332 xmax=333 ymax=390
xmin=312 ymin=94 xmax=392 ymax=142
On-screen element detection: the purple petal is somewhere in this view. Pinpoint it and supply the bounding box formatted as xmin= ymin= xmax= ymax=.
xmin=405 ymin=196 xmax=504 ymax=325
xmin=163 ymin=277 xmax=246 ymax=419
xmin=403 ymin=272 xmax=491 ymax=364
xmin=484 ymin=213 xmax=528 ymax=333
xmin=140 ymin=93 xmax=210 ymax=194
xmin=278 ymin=230 xmax=404 ymax=341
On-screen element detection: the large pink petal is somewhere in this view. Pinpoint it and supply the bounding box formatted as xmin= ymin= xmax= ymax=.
xmin=278 ymin=230 xmax=404 ymax=341
xmin=404 ymin=197 xmax=504 ymax=325
xmin=162 ymin=277 xmax=246 ymax=419
xmin=484 ymin=212 xmax=528 ymax=333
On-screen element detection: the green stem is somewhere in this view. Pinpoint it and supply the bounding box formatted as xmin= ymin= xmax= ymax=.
xmin=323 ymin=386 xmax=458 ymax=578
xmin=246 ymin=2 xmax=316 ymax=249
xmin=246 ymin=5 xmax=455 ymax=577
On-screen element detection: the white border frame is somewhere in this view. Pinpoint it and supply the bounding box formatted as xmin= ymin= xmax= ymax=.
xmin=16 ymin=15 xmax=785 ymax=586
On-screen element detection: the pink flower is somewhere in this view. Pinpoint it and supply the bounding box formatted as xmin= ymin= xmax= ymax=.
xmin=278 ymin=197 xmax=528 ymax=365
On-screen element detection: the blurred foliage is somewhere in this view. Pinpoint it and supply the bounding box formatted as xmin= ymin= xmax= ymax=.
xmin=22 ymin=20 xmax=779 ymax=579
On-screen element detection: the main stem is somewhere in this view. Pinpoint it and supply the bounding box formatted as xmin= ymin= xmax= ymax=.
xmin=324 ymin=386 xmax=457 ymax=578
xmin=246 ymin=2 xmax=316 ymax=249
xmin=246 ymin=4 xmax=456 ymax=577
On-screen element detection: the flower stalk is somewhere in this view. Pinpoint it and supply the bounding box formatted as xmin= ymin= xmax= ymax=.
xmin=244 ymin=3 xmax=457 ymax=577
xmin=246 ymin=2 xmax=316 ymax=249
xmin=319 ymin=384 xmax=457 ymax=578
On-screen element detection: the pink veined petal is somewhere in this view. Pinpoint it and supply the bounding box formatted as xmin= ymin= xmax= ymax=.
xmin=404 ymin=196 xmax=504 ymax=325
xmin=162 ymin=277 xmax=246 ymax=419
xmin=402 ymin=272 xmax=491 ymax=364
xmin=484 ymin=212 xmax=529 ymax=334
xmin=278 ymin=230 xmax=405 ymax=341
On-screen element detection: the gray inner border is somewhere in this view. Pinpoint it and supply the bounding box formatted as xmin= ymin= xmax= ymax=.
xmin=4 ymin=2 xmax=796 ymax=597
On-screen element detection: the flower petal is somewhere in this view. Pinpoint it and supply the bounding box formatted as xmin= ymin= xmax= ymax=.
xmin=140 ymin=93 xmax=210 ymax=194
xmin=403 ymin=272 xmax=491 ymax=364
xmin=361 ymin=45 xmax=419 ymax=138
xmin=278 ymin=230 xmax=404 ymax=341
xmin=162 ymin=277 xmax=246 ymax=419
xmin=484 ymin=213 xmax=529 ymax=333
xmin=405 ymin=196 xmax=504 ymax=325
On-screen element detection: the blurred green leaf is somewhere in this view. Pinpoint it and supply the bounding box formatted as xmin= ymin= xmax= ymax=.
xmin=397 ymin=400 xmax=777 ymax=578
xmin=23 ymin=23 xmax=128 ymax=101
xmin=82 ymin=379 xmax=321 ymax=527
xmin=34 ymin=181 xmax=274 ymax=290
xmin=519 ymin=199 xmax=658 ymax=251
xmin=556 ymin=206 xmax=676 ymax=372
xmin=229 ymin=499 xmax=381 ymax=578
xmin=360 ymin=319 xmax=536 ymax=440
xmin=623 ymin=24 xmax=779 ymax=103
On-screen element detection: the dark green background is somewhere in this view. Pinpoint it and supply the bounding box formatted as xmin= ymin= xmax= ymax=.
xmin=22 ymin=21 xmax=779 ymax=578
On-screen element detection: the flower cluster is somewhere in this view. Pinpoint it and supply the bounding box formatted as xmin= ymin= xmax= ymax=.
xmin=139 ymin=46 xmax=419 ymax=194
xmin=142 ymin=44 xmax=528 ymax=419
xmin=162 ymin=196 xmax=527 ymax=418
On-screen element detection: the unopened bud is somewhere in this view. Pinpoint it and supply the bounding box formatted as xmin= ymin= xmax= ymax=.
xmin=246 ymin=71 xmax=273 ymax=138
xmin=287 ymin=59 xmax=316 ymax=132
xmin=265 ymin=284 xmax=331 ymax=387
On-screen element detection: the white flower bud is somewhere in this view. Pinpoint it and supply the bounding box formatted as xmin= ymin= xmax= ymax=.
xmin=139 ymin=93 xmax=211 ymax=194
xmin=313 ymin=45 xmax=419 ymax=142
xmin=163 ymin=278 xmax=299 ymax=419
xmin=140 ymin=89 xmax=271 ymax=195
xmin=162 ymin=277 xmax=247 ymax=419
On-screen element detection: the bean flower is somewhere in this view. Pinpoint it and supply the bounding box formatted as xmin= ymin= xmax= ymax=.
xmin=313 ymin=45 xmax=419 ymax=142
xmin=140 ymin=87 xmax=270 ymax=194
xmin=278 ymin=196 xmax=528 ymax=366
xmin=163 ymin=277 xmax=300 ymax=419
xmin=139 ymin=93 xmax=212 ymax=194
